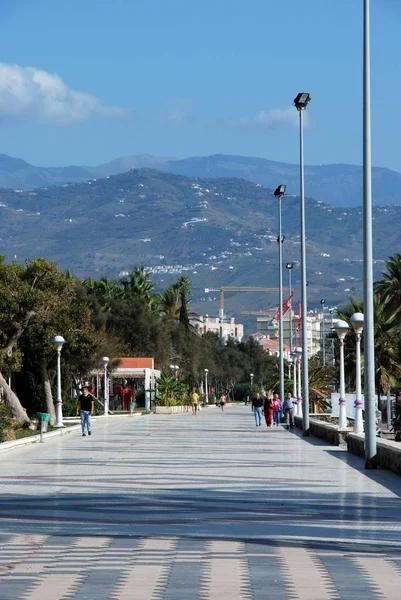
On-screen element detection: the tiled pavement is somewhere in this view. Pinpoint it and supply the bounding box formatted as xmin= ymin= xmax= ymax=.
xmin=0 ymin=406 xmax=401 ymax=599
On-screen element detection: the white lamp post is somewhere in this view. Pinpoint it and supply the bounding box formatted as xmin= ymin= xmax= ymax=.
xmin=295 ymin=346 xmax=302 ymax=417
xmin=170 ymin=364 xmax=179 ymax=379
xmin=52 ymin=335 xmax=66 ymax=427
xmin=290 ymin=351 xmax=297 ymax=402
xmin=286 ymin=263 xmax=295 ymax=353
xmin=250 ymin=373 xmax=254 ymax=388
xmin=350 ymin=312 xmax=364 ymax=433
xmin=204 ymin=368 xmax=209 ymax=403
xmin=332 ymin=320 xmax=349 ymax=428
xmin=102 ymin=356 xmax=109 ymax=415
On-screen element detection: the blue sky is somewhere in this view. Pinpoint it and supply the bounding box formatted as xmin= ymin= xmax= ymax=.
xmin=0 ymin=0 xmax=400 ymax=170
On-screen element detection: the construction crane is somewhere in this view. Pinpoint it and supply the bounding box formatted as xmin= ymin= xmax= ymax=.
xmin=204 ymin=286 xmax=288 ymax=321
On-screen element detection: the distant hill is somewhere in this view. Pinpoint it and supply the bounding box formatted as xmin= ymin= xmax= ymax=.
xmin=0 ymin=152 xmax=400 ymax=208
xmin=162 ymin=154 xmax=401 ymax=207
xmin=0 ymin=168 xmax=398 ymax=324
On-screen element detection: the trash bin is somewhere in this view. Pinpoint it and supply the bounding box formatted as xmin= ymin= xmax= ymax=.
xmin=129 ymin=402 xmax=136 ymax=414
xmin=36 ymin=412 xmax=50 ymax=432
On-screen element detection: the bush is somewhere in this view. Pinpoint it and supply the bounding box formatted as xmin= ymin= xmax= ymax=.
xmin=63 ymin=396 xmax=103 ymax=416
xmin=0 ymin=402 xmax=15 ymax=442
xmin=392 ymin=401 xmax=401 ymax=442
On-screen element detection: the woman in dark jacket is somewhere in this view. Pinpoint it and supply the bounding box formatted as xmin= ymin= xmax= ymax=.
xmin=263 ymin=394 xmax=274 ymax=428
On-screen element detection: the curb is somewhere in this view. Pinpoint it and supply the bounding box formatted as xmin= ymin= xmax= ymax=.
xmin=0 ymin=413 xmax=147 ymax=454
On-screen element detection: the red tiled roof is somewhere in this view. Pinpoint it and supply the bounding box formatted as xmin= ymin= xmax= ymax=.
xmin=117 ymin=357 xmax=154 ymax=369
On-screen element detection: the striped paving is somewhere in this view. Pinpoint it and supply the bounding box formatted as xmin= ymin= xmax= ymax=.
xmin=0 ymin=406 xmax=400 ymax=598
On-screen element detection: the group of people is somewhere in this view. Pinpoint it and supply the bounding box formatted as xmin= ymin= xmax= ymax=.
xmin=190 ymin=389 xmax=228 ymax=415
xmin=251 ymin=392 xmax=295 ymax=429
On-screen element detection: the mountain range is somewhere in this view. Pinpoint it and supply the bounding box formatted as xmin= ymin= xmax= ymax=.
xmin=1 ymin=152 xmax=401 ymax=208
xmin=0 ymin=167 xmax=398 ymax=327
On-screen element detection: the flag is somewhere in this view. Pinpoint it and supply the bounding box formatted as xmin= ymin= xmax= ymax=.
xmin=274 ymin=293 xmax=294 ymax=321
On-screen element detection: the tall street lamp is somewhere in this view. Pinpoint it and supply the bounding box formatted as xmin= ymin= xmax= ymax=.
xmin=320 ymin=298 xmax=326 ymax=366
xmin=294 ymin=92 xmax=311 ymax=435
xmin=274 ymin=184 xmax=286 ymax=407
xmin=286 ymin=262 xmax=295 ymax=353
xmin=332 ymin=320 xmax=349 ymax=428
xmin=102 ymin=356 xmax=109 ymax=415
xmin=52 ymin=335 xmax=66 ymax=428
xmin=290 ymin=351 xmax=297 ymax=402
xmin=250 ymin=373 xmax=254 ymax=388
xmin=363 ymin=0 xmax=377 ymax=468
xmin=295 ymin=346 xmax=303 ymax=417
xmin=350 ymin=312 xmax=364 ymax=434
xmin=204 ymin=368 xmax=209 ymax=403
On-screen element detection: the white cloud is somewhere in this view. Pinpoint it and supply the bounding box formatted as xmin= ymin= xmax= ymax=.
xmin=234 ymin=106 xmax=310 ymax=130
xmin=0 ymin=63 xmax=126 ymax=125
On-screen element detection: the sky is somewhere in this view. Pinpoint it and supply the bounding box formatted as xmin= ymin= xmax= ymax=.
xmin=0 ymin=0 xmax=400 ymax=170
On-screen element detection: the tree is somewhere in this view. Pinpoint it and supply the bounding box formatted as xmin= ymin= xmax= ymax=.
xmin=374 ymin=253 xmax=401 ymax=317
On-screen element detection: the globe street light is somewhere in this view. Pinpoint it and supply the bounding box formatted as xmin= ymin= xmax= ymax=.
xmin=290 ymin=351 xmax=297 ymax=402
xmin=204 ymin=368 xmax=209 ymax=404
xmin=250 ymin=373 xmax=254 ymax=387
xmin=274 ymin=184 xmax=287 ymax=409
xmin=332 ymin=320 xmax=349 ymax=428
xmin=286 ymin=262 xmax=295 ymax=353
xmin=102 ymin=356 xmax=109 ymax=415
xmin=170 ymin=364 xmax=179 ymax=379
xmin=320 ymin=298 xmax=326 ymax=366
xmin=52 ymin=335 xmax=66 ymax=427
xmin=294 ymin=92 xmax=311 ymax=435
xmin=350 ymin=312 xmax=364 ymax=434
xmin=295 ymin=346 xmax=303 ymax=417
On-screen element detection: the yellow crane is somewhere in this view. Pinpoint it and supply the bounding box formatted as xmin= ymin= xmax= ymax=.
xmin=204 ymin=286 xmax=288 ymax=320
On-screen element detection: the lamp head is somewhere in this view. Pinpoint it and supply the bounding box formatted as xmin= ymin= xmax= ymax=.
xmin=294 ymin=92 xmax=311 ymax=110
xmin=320 ymin=298 xmax=326 ymax=305
xmin=286 ymin=262 xmax=295 ymax=270
xmin=294 ymin=346 xmax=302 ymax=357
xmin=102 ymin=356 xmax=109 ymax=366
xmin=204 ymin=368 xmax=209 ymax=373
xmin=332 ymin=319 xmax=349 ymax=339
xmin=350 ymin=312 xmax=364 ymax=333
xmin=51 ymin=335 xmax=66 ymax=352
xmin=274 ymin=184 xmax=286 ymax=198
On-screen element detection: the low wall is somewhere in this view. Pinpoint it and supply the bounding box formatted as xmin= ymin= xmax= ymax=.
xmin=347 ymin=433 xmax=401 ymax=476
xmin=294 ymin=415 xmax=350 ymax=446
xmin=154 ymin=405 xmax=185 ymax=415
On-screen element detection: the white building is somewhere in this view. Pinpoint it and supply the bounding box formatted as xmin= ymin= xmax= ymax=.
xmin=191 ymin=315 xmax=244 ymax=342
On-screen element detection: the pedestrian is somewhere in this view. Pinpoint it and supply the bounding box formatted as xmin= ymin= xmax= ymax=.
xmin=219 ymin=393 xmax=227 ymax=411
xmin=282 ymin=392 xmax=295 ymax=429
xmin=272 ymin=393 xmax=282 ymax=427
xmin=76 ymin=386 xmax=94 ymax=437
xmin=190 ymin=388 xmax=199 ymax=415
xmin=264 ymin=394 xmax=274 ymax=428
xmin=252 ymin=393 xmax=263 ymax=426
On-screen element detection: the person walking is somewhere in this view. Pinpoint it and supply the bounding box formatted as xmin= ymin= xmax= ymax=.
xmin=190 ymin=388 xmax=199 ymax=415
xmin=219 ymin=393 xmax=227 ymax=411
xmin=252 ymin=393 xmax=263 ymax=426
xmin=76 ymin=386 xmax=95 ymax=437
xmin=264 ymin=394 xmax=274 ymax=428
xmin=282 ymin=392 xmax=295 ymax=429
xmin=272 ymin=393 xmax=282 ymax=427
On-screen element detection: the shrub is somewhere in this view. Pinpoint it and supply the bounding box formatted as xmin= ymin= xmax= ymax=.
xmin=0 ymin=402 xmax=15 ymax=442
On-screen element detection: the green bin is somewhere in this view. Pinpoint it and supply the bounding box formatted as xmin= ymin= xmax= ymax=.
xmin=129 ymin=401 xmax=136 ymax=414
xmin=36 ymin=412 xmax=50 ymax=432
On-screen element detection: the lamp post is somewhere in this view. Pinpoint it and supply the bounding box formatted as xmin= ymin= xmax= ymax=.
xmin=294 ymin=92 xmax=311 ymax=435
xmin=320 ymin=298 xmax=326 ymax=366
xmin=286 ymin=262 xmax=295 ymax=353
xmin=350 ymin=312 xmax=364 ymax=434
xmin=52 ymin=335 xmax=66 ymax=427
xmin=102 ymin=356 xmax=109 ymax=415
xmin=250 ymin=373 xmax=254 ymax=388
xmin=170 ymin=364 xmax=179 ymax=379
xmin=295 ymin=346 xmax=302 ymax=417
xmin=204 ymin=368 xmax=209 ymax=403
xmin=362 ymin=0 xmax=377 ymax=468
xmin=274 ymin=184 xmax=287 ymax=409
xmin=290 ymin=351 xmax=297 ymax=401
xmin=332 ymin=320 xmax=349 ymax=428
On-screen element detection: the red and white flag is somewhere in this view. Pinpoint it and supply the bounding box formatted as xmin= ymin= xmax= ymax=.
xmin=274 ymin=293 xmax=294 ymax=321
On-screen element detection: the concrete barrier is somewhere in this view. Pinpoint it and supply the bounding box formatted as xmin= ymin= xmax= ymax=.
xmin=154 ymin=405 xmax=185 ymax=415
xmin=347 ymin=433 xmax=401 ymax=476
xmin=294 ymin=415 xmax=351 ymax=446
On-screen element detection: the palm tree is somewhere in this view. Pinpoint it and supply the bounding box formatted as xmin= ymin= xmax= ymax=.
xmin=83 ymin=277 xmax=122 ymax=310
xmin=307 ymin=356 xmax=334 ymax=413
xmin=374 ymin=253 xmax=401 ymax=316
xmin=120 ymin=266 xmax=154 ymax=306
xmin=176 ymin=276 xmax=192 ymax=328
xmin=158 ymin=286 xmax=181 ymax=320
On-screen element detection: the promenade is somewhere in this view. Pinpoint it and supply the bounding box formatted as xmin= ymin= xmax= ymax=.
xmin=0 ymin=405 xmax=401 ymax=599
